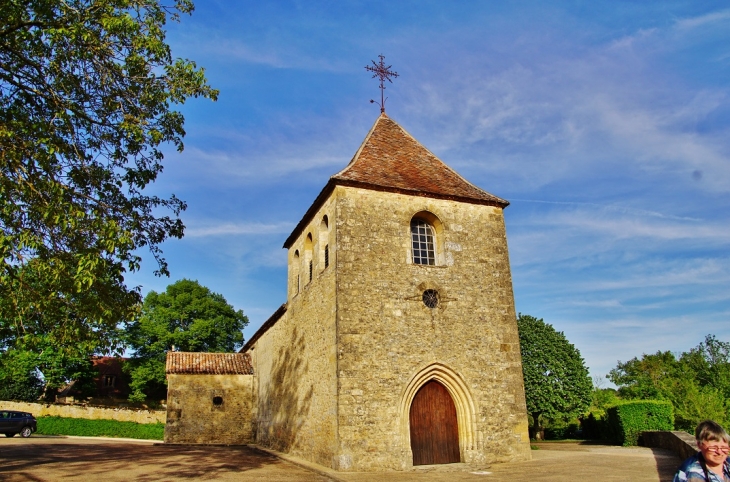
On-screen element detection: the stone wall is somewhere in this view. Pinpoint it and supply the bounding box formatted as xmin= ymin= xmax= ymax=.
xmin=249 ymin=195 xmax=339 ymax=467
xmin=1 ymin=401 xmax=165 ymax=424
xmin=641 ymin=431 xmax=697 ymax=460
xmin=333 ymin=186 xmax=531 ymax=470
xmin=165 ymin=374 xmax=255 ymax=444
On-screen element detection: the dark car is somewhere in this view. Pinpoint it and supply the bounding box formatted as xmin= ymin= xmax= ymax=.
xmin=0 ymin=411 xmax=37 ymax=438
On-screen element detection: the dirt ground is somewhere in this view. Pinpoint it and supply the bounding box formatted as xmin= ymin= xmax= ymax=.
xmin=0 ymin=436 xmax=329 ymax=482
xmin=0 ymin=437 xmax=683 ymax=481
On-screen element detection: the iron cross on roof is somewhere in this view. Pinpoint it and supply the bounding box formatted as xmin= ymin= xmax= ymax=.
xmin=365 ymin=55 xmax=399 ymax=113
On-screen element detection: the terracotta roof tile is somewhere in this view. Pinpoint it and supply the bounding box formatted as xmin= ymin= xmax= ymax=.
xmin=165 ymin=352 xmax=253 ymax=375
xmin=332 ymin=114 xmax=508 ymax=206
xmin=283 ymin=114 xmax=507 ymax=248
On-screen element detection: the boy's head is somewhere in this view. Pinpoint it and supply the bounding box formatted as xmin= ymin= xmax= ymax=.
xmin=696 ymin=420 xmax=730 ymax=444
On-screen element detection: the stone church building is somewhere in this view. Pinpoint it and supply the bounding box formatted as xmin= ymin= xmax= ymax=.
xmin=164 ymin=114 xmax=531 ymax=471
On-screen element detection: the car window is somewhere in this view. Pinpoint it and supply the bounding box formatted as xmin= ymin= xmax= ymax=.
xmin=0 ymin=411 xmax=8 ymax=419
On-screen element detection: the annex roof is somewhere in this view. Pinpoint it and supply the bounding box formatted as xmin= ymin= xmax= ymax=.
xmin=166 ymin=352 xmax=254 ymax=375
xmin=283 ymin=114 xmax=508 ymax=248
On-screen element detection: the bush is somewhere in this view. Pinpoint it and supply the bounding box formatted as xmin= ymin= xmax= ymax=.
xmin=544 ymin=422 xmax=581 ymax=440
xmin=605 ymin=400 xmax=674 ymax=446
xmin=0 ymin=377 xmax=44 ymax=402
xmin=36 ymin=416 xmax=164 ymax=440
xmin=581 ymin=412 xmax=609 ymax=440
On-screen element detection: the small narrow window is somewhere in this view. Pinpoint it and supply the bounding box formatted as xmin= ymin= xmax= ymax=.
xmin=304 ymin=233 xmax=313 ymax=284
xmin=213 ymin=396 xmax=223 ymax=406
xmin=102 ymin=375 xmax=116 ymax=388
xmin=292 ymin=250 xmax=300 ymax=296
xmin=320 ymin=216 xmax=329 ymax=272
xmin=411 ymin=219 xmax=435 ymax=265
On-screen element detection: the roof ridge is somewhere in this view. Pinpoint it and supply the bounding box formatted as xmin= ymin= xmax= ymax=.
xmin=376 ymin=117 xmax=508 ymax=205
xmin=331 ymin=113 xmax=387 ymax=178
xmin=166 ymin=351 xmax=254 ymax=375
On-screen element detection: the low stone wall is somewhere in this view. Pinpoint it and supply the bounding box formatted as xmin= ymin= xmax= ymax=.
xmin=2 ymin=401 xmax=165 ymax=424
xmin=641 ymin=431 xmax=697 ymax=461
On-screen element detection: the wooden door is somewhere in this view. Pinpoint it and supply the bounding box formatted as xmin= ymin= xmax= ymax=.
xmin=409 ymin=380 xmax=460 ymax=465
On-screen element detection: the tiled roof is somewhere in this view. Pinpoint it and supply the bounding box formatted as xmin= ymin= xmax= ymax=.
xmin=165 ymin=352 xmax=253 ymax=375
xmin=332 ymin=114 xmax=508 ymax=206
xmin=283 ymin=114 xmax=507 ymax=248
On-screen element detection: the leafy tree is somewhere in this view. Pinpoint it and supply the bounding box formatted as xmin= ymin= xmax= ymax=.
xmin=517 ymin=313 xmax=592 ymax=439
xmin=0 ymin=349 xmax=44 ymax=401
xmin=607 ymin=351 xmax=679 ymax=400
xmin=0 ymin=259 xmax=127 ymax=400
xmin=0 ymin=0 xmax=218 ymax=361
xmin=125 ymin=279 xmax=248 ymax=402
xmin=591 ymin=387 xmax=620 ymax=414
xmin=680 ymin=335 xmax=730 ymax=399
xmin=608 ymin=335 xmax=730 ymax=431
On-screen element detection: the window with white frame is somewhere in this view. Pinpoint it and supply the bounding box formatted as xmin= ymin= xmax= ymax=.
xmin=411 ymin=218 xmax=435 ymax=265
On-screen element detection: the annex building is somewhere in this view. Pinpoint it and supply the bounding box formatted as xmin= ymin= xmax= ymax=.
xmin=164 ymin=113 xmax=531 ymax=471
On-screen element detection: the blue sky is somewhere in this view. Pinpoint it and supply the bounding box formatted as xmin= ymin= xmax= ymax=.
xmin=126 ymin=1 xmax=730 ymax=384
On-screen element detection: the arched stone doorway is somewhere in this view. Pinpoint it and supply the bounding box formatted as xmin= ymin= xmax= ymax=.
xmin=409 ymin=380 xmax=460 ymax=465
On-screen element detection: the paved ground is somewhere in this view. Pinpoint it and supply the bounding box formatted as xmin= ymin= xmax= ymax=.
xmin=0 ymin=437 xmax=683 ymax=481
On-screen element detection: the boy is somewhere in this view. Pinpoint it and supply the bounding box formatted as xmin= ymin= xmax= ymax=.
xmin=674 ymin=420 xmax=730 ymax=482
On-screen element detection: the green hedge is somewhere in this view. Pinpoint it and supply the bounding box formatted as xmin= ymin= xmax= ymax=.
xmin=605 ymin=400 xmax=674 ymax=446
xmin=544 ymin=423 xmax=581 ymax=440
xmin=581 ymin=411 xmax=608 ymax=440
xmin=36 ymin=416 xmax=164 ymax=440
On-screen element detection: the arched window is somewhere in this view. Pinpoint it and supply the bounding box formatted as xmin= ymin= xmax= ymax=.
xmin=291 ymin=250 xmax=300 ymax=296
xmin=304 ymin=234 xmax=313 ymax=284
xmin=411 ymin=218 xmax=435 ymax=265
xmin=320 ymin=216 xmax=329 ymax=270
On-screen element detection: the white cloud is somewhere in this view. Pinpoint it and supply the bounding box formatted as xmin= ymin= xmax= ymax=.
xmin=185 ymin=222 xmax=294 ymax=237
xmin=176 ymin=145 xmax=344 ymax=184
xmin=387 ymin=18 xmax=730 ymax=194
xmin=543 ymin=209 xmax=730 ymax=242
xmin=675 ymin=10 xmax=730 ymax=31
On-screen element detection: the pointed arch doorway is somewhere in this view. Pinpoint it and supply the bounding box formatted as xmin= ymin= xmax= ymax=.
xmin=409 ymin=380 xmax=460 ymax=465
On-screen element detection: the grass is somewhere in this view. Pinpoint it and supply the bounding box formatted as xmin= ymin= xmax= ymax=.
xmin=36 ymin=416 xmax=164 ymax=440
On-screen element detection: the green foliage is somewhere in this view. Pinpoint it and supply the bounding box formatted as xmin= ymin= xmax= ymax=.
xmin=581 ymin=412 xmax=608 ymax=440
xmin=125 ymin=279 xmax=248 ymax=401
xmin=680 ymin=335 xmax=730 ymax=399
xmin=605 ymin=400 xmax=674 ymax=446
xmin=36 ymin=416 xmax=164 ymax=440
xmin=668 ymin=379 xmax=728 ymax=433
xmin=591 ymin=387 xmax=620 ymax=414
xmin=517 ymin=313 xmax=592 ymax=438
xmin=608 ymin=351 xmax=679 ymax=400
xmin=0 ymin=0 xmax=217 ymax=360
xmin=543 ymin=422 xmax=581 ymax=440
xmin=0 ymin=349 xmax=43 ymax=401
xmin=125 ymin=357 xmax=166 ymax=403
xmin=608 ymin=335 xmax=730 ymax=431
xmin=580 ymin=384 xmax=621 ymax=441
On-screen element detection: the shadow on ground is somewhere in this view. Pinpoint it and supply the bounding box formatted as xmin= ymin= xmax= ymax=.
xmin=0 ymin=440 xmax=329 ymax=481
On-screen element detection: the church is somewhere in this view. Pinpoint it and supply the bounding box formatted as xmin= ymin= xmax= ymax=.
xmin=164 ymin=113 xmax=532 ymax=471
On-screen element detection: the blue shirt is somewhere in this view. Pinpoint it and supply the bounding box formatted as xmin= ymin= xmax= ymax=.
xmin=674 ymin=453 xmax=730 ymax=482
